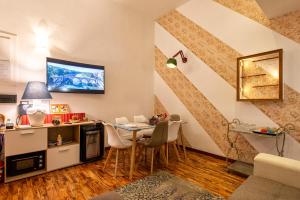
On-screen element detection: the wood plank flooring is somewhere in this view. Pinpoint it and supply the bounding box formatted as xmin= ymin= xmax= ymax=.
xmin=0 ymin=148 xmax=245 ymax=200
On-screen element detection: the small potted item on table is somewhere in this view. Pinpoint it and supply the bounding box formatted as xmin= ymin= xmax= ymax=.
xmin=149 ymin=113 xmax=168 ymax=125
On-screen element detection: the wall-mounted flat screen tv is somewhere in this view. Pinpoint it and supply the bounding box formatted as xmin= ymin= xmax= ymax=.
xmin=46 ymin=58 xmax=105 ymax=94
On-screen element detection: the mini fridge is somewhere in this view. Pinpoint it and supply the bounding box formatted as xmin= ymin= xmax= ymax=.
xmin=80 ymin=123 xmax=104 ymax=162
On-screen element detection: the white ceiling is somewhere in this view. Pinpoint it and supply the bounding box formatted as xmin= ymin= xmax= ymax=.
xmin=256 ymin=0 xmax=300 ymax=18
xmin=113 ymin=0 xmax=188 ymax=19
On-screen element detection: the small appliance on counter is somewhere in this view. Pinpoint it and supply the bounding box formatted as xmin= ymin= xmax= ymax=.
xmin=80 ymin=123 xmax=104 ymax=162
xmin=6 ymin=150 xmax=45 ymax=177
xmin=5 ymin=119 xmax=14 ymax=129
xmin=51 ymin=115 xmax=62 ymax=126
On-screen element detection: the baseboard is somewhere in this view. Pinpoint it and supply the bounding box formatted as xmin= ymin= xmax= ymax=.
xmin=182 ymin=146 xmax=235 ymax=162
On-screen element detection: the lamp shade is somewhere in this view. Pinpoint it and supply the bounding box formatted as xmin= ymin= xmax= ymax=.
xmin=166 ymin=58 xmax=177 ymax=68
xmin=22 ymin=81 xmax=52 ymax=100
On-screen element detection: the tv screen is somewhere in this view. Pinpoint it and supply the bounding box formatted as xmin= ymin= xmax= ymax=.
xmin=46 ymin=58 xmax=105 ymax=94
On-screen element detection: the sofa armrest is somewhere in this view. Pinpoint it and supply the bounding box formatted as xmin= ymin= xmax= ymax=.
xmin=254 ymin=153 xmax=300 ymax=189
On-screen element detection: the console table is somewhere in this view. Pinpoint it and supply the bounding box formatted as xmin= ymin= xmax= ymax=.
xmin=224 ymin=119 xmax=295 ymax=176
xmin=0 ymin=121 xmax=102 ymax=183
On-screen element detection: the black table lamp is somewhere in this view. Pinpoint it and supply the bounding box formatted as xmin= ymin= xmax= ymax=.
xmin=22 ymin=81 xmax=52 ymax=100
xmin=21 ymin=81 xmax=52 ymax=126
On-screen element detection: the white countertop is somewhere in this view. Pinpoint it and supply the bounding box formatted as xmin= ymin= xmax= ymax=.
xmin=0 ymin=121 xmax=100 ymax=134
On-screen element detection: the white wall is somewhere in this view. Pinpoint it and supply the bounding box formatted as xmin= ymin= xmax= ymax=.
xmin=0 ymin=0 xmax=154 ymax=123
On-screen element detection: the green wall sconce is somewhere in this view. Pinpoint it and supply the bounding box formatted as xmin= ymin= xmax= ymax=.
xmin=166 ymin=50 xmax=188 ymax=68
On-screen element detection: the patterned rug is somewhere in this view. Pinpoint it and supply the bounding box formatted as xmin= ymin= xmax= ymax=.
xmin=115 ymin=171 xmax=224 ymax=200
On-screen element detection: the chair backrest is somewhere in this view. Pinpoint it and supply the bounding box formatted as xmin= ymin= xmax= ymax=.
xmin=147 ymin=121 xmax=168 ymax=147
xmin=115 ymin=117 xmax=129 ymax=124
xmin=168 ymin=121 xmax=181 ymax=142
xmin=133 ymin=115 xmax=148 ymax=123
xmin=103 ymin=122 xmax=126 ymax=148
xmin=170 ymin=114 xmax=180 ymax=122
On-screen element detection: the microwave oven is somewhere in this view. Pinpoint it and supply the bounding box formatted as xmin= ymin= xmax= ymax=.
xmin=6 ymin=151 xmax=45 ymax=177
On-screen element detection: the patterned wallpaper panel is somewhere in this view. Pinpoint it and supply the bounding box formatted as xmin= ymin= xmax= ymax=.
xmin=157 ymin=10 xmax=300 ymax=142
xmin=214 ymin=0 xmax=270 ymax=27
xmin=155 ymin=47 xmax=257 ymax=162
xmin=154 ymin=95 xmax=193 ymax=147
xmin=154 ymin=95 xmax=168 ymax=115
xmin=158 ymin=10 xmax=238 ymax=88
xmin=270 ymin=10 xmax=300 ymax=44
xmin=214 ymin=0 xmax=300 ymax=45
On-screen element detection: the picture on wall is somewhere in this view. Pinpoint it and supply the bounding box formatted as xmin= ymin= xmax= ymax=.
xmin=50 ymin=104 xmax=70 ymax=114
xmin=47 ymin=58 xmax=105 ymax=94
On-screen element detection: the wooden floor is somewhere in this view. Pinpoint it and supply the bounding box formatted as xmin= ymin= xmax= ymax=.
xmin=0 ymin=148 xmax=245 ymax=200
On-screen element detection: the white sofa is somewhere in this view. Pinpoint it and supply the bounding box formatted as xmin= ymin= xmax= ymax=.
xmin=230 ymin=153 xmax=300 ymax=200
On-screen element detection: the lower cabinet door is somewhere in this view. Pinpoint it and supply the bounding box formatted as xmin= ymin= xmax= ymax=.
xmin=47 ymin=144 xmax=80 ymax=171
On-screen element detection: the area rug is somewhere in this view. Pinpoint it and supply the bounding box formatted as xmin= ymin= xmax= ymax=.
xmin=115 ymin=171 xmax=224 ymax=200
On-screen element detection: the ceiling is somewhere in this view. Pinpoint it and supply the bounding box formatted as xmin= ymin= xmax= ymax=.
xmin=113 ymin=0 xmax=188 ymax=19
xmin=256 ymin=0 xmax=300 ymax=18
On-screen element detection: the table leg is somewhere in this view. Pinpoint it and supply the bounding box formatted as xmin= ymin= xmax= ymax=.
xmin=179 ymin=125 xmax=187 ymax=160
xmin=129 ymin=130 xmax=137 ymax=180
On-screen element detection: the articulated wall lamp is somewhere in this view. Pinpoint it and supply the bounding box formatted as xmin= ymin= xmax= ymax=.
xmin=166 ymin=50 xmax=188 ymax=68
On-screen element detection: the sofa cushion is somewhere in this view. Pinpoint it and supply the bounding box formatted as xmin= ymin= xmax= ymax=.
xmin=229 ymin=176 xmax=300 ymax=200
xmin=254 ymin=153 xmax=300 ymax=189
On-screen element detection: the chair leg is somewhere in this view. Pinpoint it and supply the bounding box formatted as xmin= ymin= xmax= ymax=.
xmin=127 ymin=148 xmax=131 ymax=175
xmin=173 ymin=142 xmax=181 ymax=161
xmin=150 ymin=148 xmax=154 ymax=174
xmin=160 ymin=145 xmax=168 ymax=166
xmin=144 ymin=147 xmax=147 ymax=165
xmin=135 ymin=145 xmax=144 ymax=171
xmin=179 ymin=125 xmax=188 ymax=160
xmin=122 ymin=150 xmax=126 ymax=172
xmin=103 ymin=147 xmax=113 ymax=171
xmin=166 ymin=143 xmax=169 ymax=166
xmin=114 ymin=149 xmax=119 ymax=178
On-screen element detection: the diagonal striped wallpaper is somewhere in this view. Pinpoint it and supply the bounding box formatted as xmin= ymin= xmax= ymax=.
xmin=155 ymin=47 xmax=257 ymax=162
xmin=154 ymin=0 xmax=300 ymax=161
xmin=214 ymin=0 xmax=300 ymax=44
xmin=154 ymin=95 xmax=168 ymax=115
xmin=157 ymin=9 xmax=300 ymax=143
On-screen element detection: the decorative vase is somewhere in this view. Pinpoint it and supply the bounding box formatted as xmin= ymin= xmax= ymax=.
xmin=27 ymin=108 xmax=46 ymax=127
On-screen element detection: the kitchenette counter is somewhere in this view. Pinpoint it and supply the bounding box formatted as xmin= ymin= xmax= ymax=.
xmin=0 ymin=121 xmax=100 ymax=134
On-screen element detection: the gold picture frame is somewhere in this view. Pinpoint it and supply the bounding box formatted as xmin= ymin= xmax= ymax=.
xmin=237 ymin=49 xmax=283 ymax=101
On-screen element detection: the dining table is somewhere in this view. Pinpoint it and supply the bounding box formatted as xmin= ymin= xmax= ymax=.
xmin=115 ymin=121 xmax=188 ymax=180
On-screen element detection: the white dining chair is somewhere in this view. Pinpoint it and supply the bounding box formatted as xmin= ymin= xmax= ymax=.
xmin=133 ymin=115 xmax=148 ymax=123
xmin=133 ymin=115 xmax=154 ymax=137
xmin=102 ymin=122 xmax=132 ymax=177
xmin=115 ymin=117 xmax=129 ymax=124
xmin=166 ymin=121 xmax=181 ymax=164
xmin=115 ymin=117 xmax=144 ymax=140
xmin=115 ymin=117 xmax=137 ymax=140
